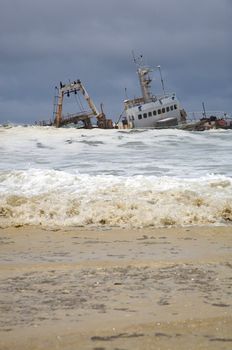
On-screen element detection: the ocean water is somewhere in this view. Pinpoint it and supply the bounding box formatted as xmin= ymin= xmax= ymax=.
xmin=0 ymin=126 xmax=231 ymax=228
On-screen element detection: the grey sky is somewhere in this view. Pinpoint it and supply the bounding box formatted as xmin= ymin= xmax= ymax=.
xmin=0 ymin=0 xmax=231 ymax=124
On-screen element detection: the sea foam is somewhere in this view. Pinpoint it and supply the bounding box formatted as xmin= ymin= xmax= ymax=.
xmin=1 ymin=126 xmax=232 ymax=228
xmin=0 ymin=169 xmax=231 ymax=228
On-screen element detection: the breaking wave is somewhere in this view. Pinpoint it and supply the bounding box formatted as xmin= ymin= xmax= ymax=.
xmin=0 ymin=169 xmax=231 ymax=228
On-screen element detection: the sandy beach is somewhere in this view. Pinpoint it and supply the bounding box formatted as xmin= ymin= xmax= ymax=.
xmin=0 ymin=225 xmax=232 ymax=349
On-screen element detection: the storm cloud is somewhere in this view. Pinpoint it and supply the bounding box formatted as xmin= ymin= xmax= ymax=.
xmin=0 ymin=0 xmax=231 ymax=124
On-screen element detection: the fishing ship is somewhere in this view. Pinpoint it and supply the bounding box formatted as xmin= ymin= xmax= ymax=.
xmin=122 ymin=56 xmax=187 ymax=128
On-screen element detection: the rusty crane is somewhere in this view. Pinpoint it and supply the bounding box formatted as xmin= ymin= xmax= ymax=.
xmin=53 ymin=79 xmax=113 ymax=128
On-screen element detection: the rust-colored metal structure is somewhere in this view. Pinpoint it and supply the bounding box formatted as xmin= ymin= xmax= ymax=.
xmin=53 ymin=79 xmax=112 ymax=128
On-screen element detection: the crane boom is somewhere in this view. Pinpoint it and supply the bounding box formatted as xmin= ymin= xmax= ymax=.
xmin=54 ymin=79 xmax=105 ymax=127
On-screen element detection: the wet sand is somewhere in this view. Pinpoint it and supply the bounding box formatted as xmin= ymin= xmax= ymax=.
xmin=0 ymin=225 xmax=232 ymax=349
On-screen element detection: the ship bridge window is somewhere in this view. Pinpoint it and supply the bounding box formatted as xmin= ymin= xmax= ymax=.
xmin=148 ymin=111 xmax=152 ymax=117
xmin=170 ymin=105 xmax=173 ymax=111
xmin=162 ymin=108 xmax=165 ymax=113
xmin=166 ymin=107 xmax=170 ymax=112
xmin=174 ymin=104 xmax=177 ymax=109
xmin=143 ymin=113 xmax=147 ymax=118
xmin=138 ymin=114 xmax=142 ymax=120
xmin=153 ymin=110 xmax=157 ymax=116
xmin=158 ymin=109 xmax=161 ymax=114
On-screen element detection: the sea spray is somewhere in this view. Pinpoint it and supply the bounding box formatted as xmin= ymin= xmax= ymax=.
xmin=1 ymin=126 xmax=232 ymax=228
xmin=0 ymin=169 xmax=231 ymax=228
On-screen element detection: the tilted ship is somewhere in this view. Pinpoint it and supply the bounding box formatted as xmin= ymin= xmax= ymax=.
xmin=123 ymin=56 xmax=187 ymax=128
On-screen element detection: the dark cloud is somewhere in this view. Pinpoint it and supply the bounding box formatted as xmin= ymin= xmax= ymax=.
xmin=0 ymin=0 xmax=231 ymax=123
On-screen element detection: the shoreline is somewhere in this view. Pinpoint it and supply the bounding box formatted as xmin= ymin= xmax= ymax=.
xmin=1 ymin=225 xmax=232 ymax=349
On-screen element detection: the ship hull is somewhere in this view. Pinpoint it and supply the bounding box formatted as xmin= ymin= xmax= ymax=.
xmin=124 ymin=96 xmax=185 ymax=128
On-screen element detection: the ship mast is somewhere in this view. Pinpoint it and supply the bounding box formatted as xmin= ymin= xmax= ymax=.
xmin=132 ymin=53 xmax=153 ymax=103
xmin=138 ymin=67 xmax=153 ymax=102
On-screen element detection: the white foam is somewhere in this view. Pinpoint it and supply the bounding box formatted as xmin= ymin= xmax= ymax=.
xmin=1 ymin=126 xmax=232 ymax=178
xmin=0 ymin=169 xmax=231 ymax=228
xmin=1 ymin=126 xmax=232 ymax=228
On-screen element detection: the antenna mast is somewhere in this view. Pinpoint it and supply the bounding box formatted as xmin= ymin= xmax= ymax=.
xmin=132 ymin=51 xmax=153 ymax=103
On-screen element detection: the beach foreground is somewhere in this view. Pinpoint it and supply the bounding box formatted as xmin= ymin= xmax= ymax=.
xmin=0 ymin=225 xmax=232 ymax=349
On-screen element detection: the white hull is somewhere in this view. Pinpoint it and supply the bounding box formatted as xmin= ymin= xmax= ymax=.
xmin=125 ymin=96 xmax=185 ymax=128
xmin=122 ymin=57 xmax=187 ymax=129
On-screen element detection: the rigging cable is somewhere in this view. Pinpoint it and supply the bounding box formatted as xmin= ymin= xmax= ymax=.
xmin=116 ymin=109 xmax=126 ymax=125
xmin=74 ymin=92 xmax=84 ymax=112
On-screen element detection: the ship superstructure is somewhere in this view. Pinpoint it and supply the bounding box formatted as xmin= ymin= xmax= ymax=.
xmin=123 ymin=57 xmax=187 ymax=128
